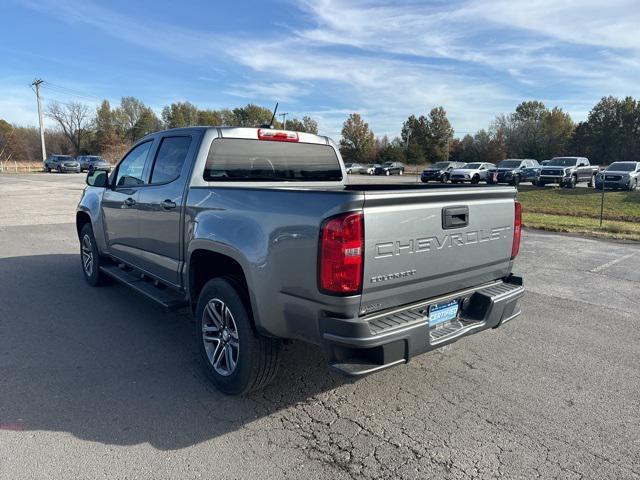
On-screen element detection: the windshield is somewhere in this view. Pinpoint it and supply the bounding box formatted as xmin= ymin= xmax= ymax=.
xmin=204 ymin=139 xmax=343 ymax=182
xmin=548 ymin=158 xmax=578 ymax=167
xmin=606 ymin=162 xmax=636 ymax=172
xmin=498 ymin=160 xmax=521 ymax=168
xmin=431 ymin=162 xmax=449 ymax=169
xmin=465 ymin=163 xmax=481 ymax=169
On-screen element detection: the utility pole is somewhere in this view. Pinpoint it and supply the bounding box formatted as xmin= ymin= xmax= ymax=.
xmin=278 ymin=112 xmax=288 ymax=130
xmin=32 ymin=79 xmax=47 ymax=161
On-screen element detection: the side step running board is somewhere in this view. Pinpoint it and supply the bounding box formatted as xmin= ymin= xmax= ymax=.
xmin=99 ymin=265 xmax=188 ymax=311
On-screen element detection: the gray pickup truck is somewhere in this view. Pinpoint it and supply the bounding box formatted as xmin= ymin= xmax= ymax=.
xmin=537 ymin=156 xmax=599 ymax=188
xmin=77 ymin=127 xmax=524 ymax=394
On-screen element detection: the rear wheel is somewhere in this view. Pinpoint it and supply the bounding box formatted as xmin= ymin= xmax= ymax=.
xmin=196 ymin=278 xmax=280 ymax=395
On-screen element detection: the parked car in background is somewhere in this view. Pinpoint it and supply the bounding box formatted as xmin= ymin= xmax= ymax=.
xmin=420 ymin=161 xmax=467 ymax=183
xmin=375 ymin=161 xmax=405 ymax=176
xmin=359 ymin=164 xmax=377 ymax=175
xmin=595 ymin=162 xmax=640 ymax=191
xmin=537 ymin=157 xmax=598 ymax=188
xmin=78 ymin=155 xmax=111 ymax=173
xmin=44 ymin=155 xmax=80 ymax=173
xmin=450 ymin=162 xmax=496 ymax=184
xmin=345 ymin=163 xmax=363 ymax=174
xmin=77 ymin=126 xmax=524 ymax=395
xmin=488 ymin=159 xmax=540 ymax=186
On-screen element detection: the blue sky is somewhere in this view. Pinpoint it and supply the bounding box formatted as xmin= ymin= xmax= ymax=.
xmin=2 ymin=0 xmax=639 ymax=139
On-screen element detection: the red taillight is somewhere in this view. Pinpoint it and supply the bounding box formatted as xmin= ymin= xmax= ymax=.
xmin=319 ymin=212 xmax=364 ymax=295
xmin=511 ymin=201 xmax=522 ymax=259
xmin=257 ymin=128 xmax=299 ymax=142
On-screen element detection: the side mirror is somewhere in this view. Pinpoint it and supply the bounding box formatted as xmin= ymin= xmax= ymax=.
xmin=86 ymin=169 xmax=109 ymax=188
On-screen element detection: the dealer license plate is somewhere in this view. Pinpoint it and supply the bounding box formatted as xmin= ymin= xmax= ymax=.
xmin=428 ymin=300 xmax=459 ymax=328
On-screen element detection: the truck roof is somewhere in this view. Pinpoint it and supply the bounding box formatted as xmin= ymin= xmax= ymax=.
xmin=142 ymin=126 xmax=332 ymax=146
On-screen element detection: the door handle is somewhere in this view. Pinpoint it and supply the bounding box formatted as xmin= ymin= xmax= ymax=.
xmin=123 ymin=197 xmax=136 ymax=207
xmin=161 ymin=199 xmax=177 ymax=210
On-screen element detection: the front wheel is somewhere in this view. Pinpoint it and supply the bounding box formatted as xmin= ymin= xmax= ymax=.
xmin=80 ymin=224 xmax=108 ymax=286
xmin=399 ymin=169 xmax=403 ymax=176
xmin=471 ymin=175 xmax=480 ymax=184
xmin=440 ymin=173 xmax=448 ymax=183
xmin=196 ymin=278 xmax=280 ymax=395
xmin=588 ymin=175 xmax=594 ymax=188
xmin=57 ymin=166 xmax=62 ymax=174
xmin=629 ymin=179 xmax=637 ymax=191
xmin=510 ymin=176 xmax=520 ymax=187
xmin=385 ymin=170 xmax=390 ymax=176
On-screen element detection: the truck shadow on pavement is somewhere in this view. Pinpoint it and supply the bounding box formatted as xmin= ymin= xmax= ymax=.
xmin=0 ymin=254 xmax=351 ymax=450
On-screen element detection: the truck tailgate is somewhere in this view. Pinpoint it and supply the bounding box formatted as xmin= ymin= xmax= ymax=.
xmin=359 ymin=187 xmax=516 ymax=314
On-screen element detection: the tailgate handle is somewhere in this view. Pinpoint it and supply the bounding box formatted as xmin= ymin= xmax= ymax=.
xmin=442 ymin=206 xmax=469 ymax=229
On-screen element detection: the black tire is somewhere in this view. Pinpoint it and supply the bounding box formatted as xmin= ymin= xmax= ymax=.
xmin=385 ymin=170 xmax=390 ymax=176
xmin=629 ymin=179 xmax=637 ymax=191
xmin=471 ymin=175 xmax=480 ymax=184
xmin=440 ymin=173 xmax=448 ymax=183
xmin=510 ymin=175 xmax=520 ymax=187
xmin=568 ymin=176 xmax=577 ymax=189
xmin=44 ymin=166 xmax=50 ymax=172
xmin=196 ymin=278 xmax=280 ymax=395
xmin=588 ymin=175 xmax=594 ymax=188
xmin=79 ymin=223 xmax=108 ymax=286
xmin=537 ymin=181 xmax=545 ymax=187
xmin=57 ymin=165 xmax=62 ymax=174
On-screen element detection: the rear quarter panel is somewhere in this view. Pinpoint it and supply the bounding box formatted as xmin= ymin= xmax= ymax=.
xmin=185 ymin=186 xmax=364 ymax=343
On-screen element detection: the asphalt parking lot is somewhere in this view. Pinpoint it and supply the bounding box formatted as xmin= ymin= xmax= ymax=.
xmin=1 ymin=173 xmax=639 ymax=480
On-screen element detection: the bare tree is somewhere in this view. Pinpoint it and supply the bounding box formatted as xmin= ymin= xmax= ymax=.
xmin=47 ymin=101 xmax=92 ymax=154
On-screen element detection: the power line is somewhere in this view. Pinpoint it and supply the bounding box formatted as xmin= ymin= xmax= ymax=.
xmin=42 ymin=81 xmax=101 ymax=101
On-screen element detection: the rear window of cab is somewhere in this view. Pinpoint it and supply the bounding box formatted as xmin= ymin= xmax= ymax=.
xmin=203 ymin=138 xmax=343 ymax=182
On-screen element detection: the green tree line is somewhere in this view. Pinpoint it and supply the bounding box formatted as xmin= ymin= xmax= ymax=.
xmin=339 ymin=97 xmax=640 ymax=166
xmin=0 ymin=98 xmax=318 ymax=163
xmin=1 ymin=95 xmax=639 ymax=166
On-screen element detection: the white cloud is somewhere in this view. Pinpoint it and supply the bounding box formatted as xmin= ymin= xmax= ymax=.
xmin=224 ymin=82 xmax=311 ymax=103
xmin=12 ymin=0 xmax=640 ymax=138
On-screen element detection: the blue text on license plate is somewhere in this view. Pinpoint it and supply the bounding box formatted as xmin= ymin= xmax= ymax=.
xmin=429 ymin=300 xmax=459 ymax=327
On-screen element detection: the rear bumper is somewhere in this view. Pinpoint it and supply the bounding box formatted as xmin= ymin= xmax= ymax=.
xmin=320 ymin=275 xmax=524 ymax=376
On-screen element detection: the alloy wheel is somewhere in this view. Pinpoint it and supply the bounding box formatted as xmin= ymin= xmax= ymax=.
xmin=81 ymin=234 xmax=94 ymax=277
xmin=202 ymin=298 xmax=240 ymax=376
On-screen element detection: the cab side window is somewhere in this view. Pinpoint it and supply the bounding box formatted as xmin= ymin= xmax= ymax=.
xmin=115 ymin=141 xmax=153 ymax=187
xmin=149 ymin=136 xmax=192 ymax=184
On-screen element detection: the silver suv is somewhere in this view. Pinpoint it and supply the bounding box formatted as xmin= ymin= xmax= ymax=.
xmin=44 ymin=155 xmax=80 ymax=173
xmin=595 ymin=162 xmax=640 ymax=191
